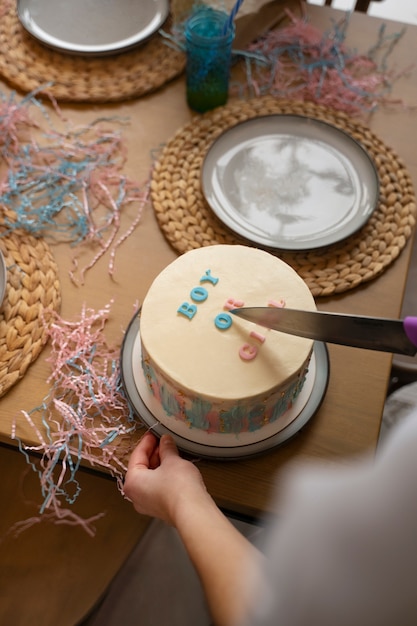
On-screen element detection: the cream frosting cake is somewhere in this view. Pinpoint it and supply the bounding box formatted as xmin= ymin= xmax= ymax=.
xmin=139 ymin=244 xmax=316 ymax=435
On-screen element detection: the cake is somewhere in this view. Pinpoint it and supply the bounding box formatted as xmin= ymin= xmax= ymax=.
xmin=139 ymin=244 xmax=316 ymax=435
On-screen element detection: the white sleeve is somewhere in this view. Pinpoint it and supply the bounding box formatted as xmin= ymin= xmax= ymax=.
xmin=242 ymin=408 xmax=417 ymax=626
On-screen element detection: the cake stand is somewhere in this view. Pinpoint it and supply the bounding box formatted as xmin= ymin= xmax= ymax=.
xmin=120 ymin=312 xmax=330 ymax=460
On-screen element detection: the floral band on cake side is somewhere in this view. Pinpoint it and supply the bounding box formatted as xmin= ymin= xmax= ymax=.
xmin=141 ymin=347 xmax=309 ymax=435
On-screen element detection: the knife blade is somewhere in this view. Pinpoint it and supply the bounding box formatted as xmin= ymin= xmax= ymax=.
xmin=231 ymin=307 xmax=417 ymax=356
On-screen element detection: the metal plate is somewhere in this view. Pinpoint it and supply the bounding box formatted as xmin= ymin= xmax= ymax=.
xmin=120 ymin=313 xmax=329 ymax=460
xmin=0 ymin=249 xmax=6 ymax=309
xmin=17 ymin=0 xmax=169 ymax=56
xmin=201 ymin=115 xmax=379 ymax=251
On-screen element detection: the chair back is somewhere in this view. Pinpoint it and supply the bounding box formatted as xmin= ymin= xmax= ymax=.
xmin=322 ymin=0 xmax=383 ymax=12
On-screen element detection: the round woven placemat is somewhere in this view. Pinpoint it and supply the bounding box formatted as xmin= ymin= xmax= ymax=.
xmin=151 ymin=96 xmax=416 ymax=297
xmin=0 ymin=224 xmax=61 ymax=398
xmin=0 ymin=0 xmax=185 ymax=102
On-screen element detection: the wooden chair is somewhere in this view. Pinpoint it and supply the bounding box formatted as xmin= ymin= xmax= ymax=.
xmin=322 ymin=0 xmax=384 ymax=13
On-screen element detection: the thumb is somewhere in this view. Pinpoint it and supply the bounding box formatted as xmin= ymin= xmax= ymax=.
xmin=159 ymin=434 xmax=179 ymax=461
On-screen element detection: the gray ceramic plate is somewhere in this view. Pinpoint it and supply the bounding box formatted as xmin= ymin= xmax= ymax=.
xmin=17 ymin=0 xmax=169 ymax=56
xmin=202 ymin=115 xmax=379 ymax=251
xmin=120 ymin=313 xmax=329 ymax=460
xmin=0 ymin=249 xmax=6 ymax=308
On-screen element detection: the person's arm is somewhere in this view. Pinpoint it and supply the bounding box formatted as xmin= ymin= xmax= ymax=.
xmin=124 ymin=432 xmax=263 ymax=626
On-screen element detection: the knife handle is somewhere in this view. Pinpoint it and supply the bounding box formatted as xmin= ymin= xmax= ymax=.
xmin=404 ymin=317 xmax=417 ymax=347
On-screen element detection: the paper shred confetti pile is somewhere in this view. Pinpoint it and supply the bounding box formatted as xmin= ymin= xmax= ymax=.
xmin=234 ymin=11 xmax=409 ymax=116
xmin=0 ymin=88 xmax=147 ymax=284
xmin=11 ymin=303 xmax=143 ymax=536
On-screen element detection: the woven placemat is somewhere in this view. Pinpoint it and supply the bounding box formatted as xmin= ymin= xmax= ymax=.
xmin=151 ymin=96 xmax=416 ymax=297
xmin=0 ymin=0 xmax=185 ymax=102
xmin=0 ymin=223 xmax=61 ymax=398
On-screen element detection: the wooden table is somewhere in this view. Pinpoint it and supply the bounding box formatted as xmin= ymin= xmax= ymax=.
xmin=1 ymin=5 xmax=416 ymax=624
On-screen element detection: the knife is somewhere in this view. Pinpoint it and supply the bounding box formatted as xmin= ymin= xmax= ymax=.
xmin=231 ymin=307 xmax=417 ymax=356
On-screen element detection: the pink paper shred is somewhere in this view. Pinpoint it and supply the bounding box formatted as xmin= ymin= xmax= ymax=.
xmin=11 ymin=302 xmax=144 ymax=536
xmin=235 ymin=11 xmax=410 ymax=116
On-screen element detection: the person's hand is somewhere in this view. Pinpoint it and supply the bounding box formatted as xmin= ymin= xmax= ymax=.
xmin=124 ymin=432 xmax=210 ymax=525
xmin=125 ymin=432 xmax=260 ymax=626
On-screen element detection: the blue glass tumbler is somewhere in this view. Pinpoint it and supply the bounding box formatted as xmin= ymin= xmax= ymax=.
xmin=185 ymin=8 xmax=235 ymax=113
